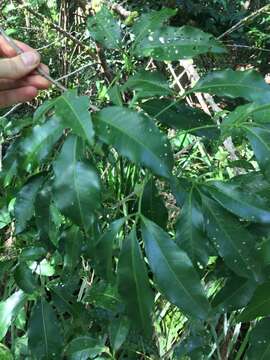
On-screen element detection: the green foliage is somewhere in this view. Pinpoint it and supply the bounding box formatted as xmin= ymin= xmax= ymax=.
xmin=1 ymin=2 xmax=270 ymax=359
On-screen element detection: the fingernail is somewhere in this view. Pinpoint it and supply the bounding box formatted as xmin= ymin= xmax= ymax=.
xmin=21 ymin=51 xmax=40 ymax=67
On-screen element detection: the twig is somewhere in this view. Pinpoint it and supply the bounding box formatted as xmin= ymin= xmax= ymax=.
xmin=56 ymin=62 xmax=94 ymax=81
xmin=218 ymin=4 xmax=270 ymax=39
xmin=0 ymin=103 xmax=22 ymax=119
xmin=0 ymin=27 xmax=67 ymax=92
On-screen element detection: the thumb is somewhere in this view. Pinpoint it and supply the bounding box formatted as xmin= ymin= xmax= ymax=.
xmin=0 ymin=51 xmax=40 ymax=80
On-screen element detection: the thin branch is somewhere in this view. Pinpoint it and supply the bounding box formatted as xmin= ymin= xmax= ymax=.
xmin=56 ymin=62 xmax=93 ymax=81
xmin=218 ymin=4 xmax=270 ymax=39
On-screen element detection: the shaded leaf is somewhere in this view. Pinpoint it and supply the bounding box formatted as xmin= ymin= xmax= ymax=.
xmin=141 ymin=99 xmax=219 ymax=138
xmin=55 ymin=90 xmax=94 ymax=145
xmin=134 ymin=26 xmax=226 ymax=61
xmin=202 ymin=196 xmax=263 ymax=282
xmin=246 ymin=318 xmax=270 ymax=360
xmin=19 ymin=116 xmax=63 ymax=169
xmin=176 ymin=191 xmax=210 ymax=266
xmin=123 ymin=70 xmax=171 ymax=99
xmin=94 ymin=106 xmax=174 ymax=178
xmin=109 ymin=316 xmax=130 ymax=352
xmin=87 ymin=6 xmax=121 ymax=49
xmin=0 ymin=290 xmax=26 ymax=341
xmin=28 ymin=299 xmax=63 ymax=359
xmin=53 ymin=135 xmax=101 ymax=230
xmin=63 ymin=225 xmax=83 ymax=272
xmin=14 ymin=263 xmax=38 ymax=294
xmin=14 ymin=174 xmax=44 ymax=234
xmin=65 ymin=336 xmax=105 ymax=360
xmin=85 ymin=281 xmax=121 ymax=312
xmin=238 ymin=281 xmax=270 ymax=322
xmin=94 ymin=218 xmax=125 ymax=282
xmin=141 ymin=217 xmax=210 ymax=320
xmin=141 ymin=178 xmax=168 ymax=229
xmin=118 ymin=230 xmax=154 ymax=336
xmin=191 ymin=69 xmax=270 ymax=104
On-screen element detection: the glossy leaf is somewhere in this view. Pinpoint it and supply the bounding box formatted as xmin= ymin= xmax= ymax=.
xmin=63 ymin=225 xmax=83 ymax=272
xmin=206 ymin=181 xmax=270 ymax=223
xmin=87 ymin=6 xmax=121 ymax=49
xmin=117 ymin=230 xmax=154 ymax=336
xmin=141 ymin=178 xmax=168 ymax=229
xmin=245 ymin=126 xmax=270 ymax=180
xmin=212 ymin=276 xmax=257 ymax=312
xmin=94 ymin=218 xmax=125 ymax=282
xmin=65 ymin=336 xmax=105 ymax=360
xmin=134 ymin=26 xmax=226 ymax=61
xmin=132 ymin=8 xmax=177 ymax=49
xmin=238 ymin=281 xmax=270 ymax=322
xmin=55 ymin=90 xmax=95 ymax=145
xmin=202 ymin=196 xmax=263 ymax=282
xmin=246 ymin=318 xmax=270 ymax=359
xmin=94 ymin=106 xmax=174 ymax=178
xmin=109 ymin=316 xmax=130 ymax=352
xmin=0 ymin=290 xmax=26 ymax=340
xmin=19 ymin=116 xmax=63 ymax=169
xmin=141 ymin=217 xmax=210 ymax=320
xmin=123 ymin=70 xmax=171 ymax=99
xmin=191 ymin=69 xmax=270 ymax=104
xmin=85 ymin=281 xmax=121 ymax=312
xmin=53 ymin=135 xmax=101 ymax=230
xmin=14 ymin=175 xmax=44 ymax=234
xmin=14 ymin=263 xmax=38 ymax=294
xmin=176 ymin=191 xmax=210 ymax=266
xmin=141 ymin=98 xmax=219 ymax=138
xmin=28 ymin=299 xmax=63 ymax=359
xmin=20 ymin=247 xmax=47 ymax=262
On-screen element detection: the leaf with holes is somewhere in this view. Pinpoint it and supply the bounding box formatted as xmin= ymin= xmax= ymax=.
xmin=141 ymin=217 xmax=210 ymax=320
xmin=94 ymin=106 xmax=174 ymax=178
xmin=87 ymin=6 xmax=121 ymax=49
xmin=134 ymin=26 xmax=226 ymax=61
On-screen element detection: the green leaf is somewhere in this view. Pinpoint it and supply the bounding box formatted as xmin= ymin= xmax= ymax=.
xmin=202 ymin=196 xmax=263 ymax=282
xmin=0 ymin=207 xmax=11 ymax=230
xmin=53 ymin=135 xmax=101 ymax=230
xmin=94 ymin=106 xmax=174 ymax=178
xmin=28 ymin=299 xmax=63 ymax=359
xmin=123 ymin=70 xmax=172 ymax=99
xmin=212 ymin=276 xmax=257 ymax=312
xmin=245 ymin=127 xmax=270 ymax=180
xmin=109 ymin=316 xmax=130 ymax=352
xmin=176 ymin=191 xmax=210 ymax=266
xmin=55 ymin=90 xmax=95 ymax=145
xmin=132 ymin=8 xmax=177 ymax=49
xmin=141 ymin=178 xmax=168 ymax=229
xmin=94 ymin=218 xmax=125 ymax=282
xmin=206 ymin=181 xmax=270 ymax=223
xmin=14 ymin=263 xmax=38 ymax=294
xmin=141 ymin=217 xmax=210 ymax=320
xmin=191 ymin=69 xmax=270 ymax=104
xmin=20 ymin=247 xmax=47 ymax=262
xmin=238 ymin=281 xmax=270 ymax=322
xmin=87 ymin=6 xmax=121 ymax=49
xmin=0 ymin=290 xmax=27 ymax=341
xmin=63 ymin=225 xmax=83 ymax=272
xmin=134 ymin=26 xmax=226 ymax=61
xmin=0 ymin=344 xmax=12 ymax=360
xmin=85 ymin=281 xmax=121 ymax=312
xmin=117 ymin=230 xmax=154 ymax=336
xmin=14 ymin=174 xmax=44 ymax=234
xmin=141 ymin=99 xmax=219 ymax=138
xmin=65 ymin=336 xmax=105 ymax=360
xmin=19 ymin=116 xmax=63 ymax=169
xmin=246 ymin=318 xmax=270 ymax=359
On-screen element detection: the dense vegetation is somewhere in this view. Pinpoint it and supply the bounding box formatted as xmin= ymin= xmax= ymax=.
xmin=0 ymin=1 xmax=270 ymax=359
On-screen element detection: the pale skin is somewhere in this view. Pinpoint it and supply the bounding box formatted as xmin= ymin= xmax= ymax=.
xmin=0 ymin=37 xmax=51 ymax=108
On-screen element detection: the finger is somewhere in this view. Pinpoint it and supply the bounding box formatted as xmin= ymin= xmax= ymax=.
xmin=0 ymin=51 xmax=41 ymax=80
xmin=0 ymin=74 xmax=51 ymax=91
xmin=0 ymin=37 xmax=34 ymax=57
xmin=0 ymin=86 xmax=38 ymax=108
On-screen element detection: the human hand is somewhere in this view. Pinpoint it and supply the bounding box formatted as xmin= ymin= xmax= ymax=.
xmin=0 ymin=36 xmax=51 ymax=108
